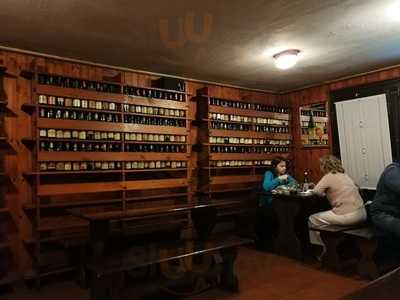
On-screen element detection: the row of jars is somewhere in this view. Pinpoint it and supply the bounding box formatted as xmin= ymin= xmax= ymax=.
xmin=122 ymin=104 xmax=185 ymax=118
xmin=208 ymin=136 xmax=290 ymax=146
xmin=38 ymin=95 xmax=119 ymax=111
xmin=209 ymin=113 xmax=289 ymax=126
xmin=210 ymin=145 xmax=289 ymax=153
xmin=209 ymin=160 xmax=272 ymax=167
xmin=40 ymin=161 xmax=123 ymax=171
xmin=124 ymin=133 xmax=186 ymax=143
xmin=208 ymin=97 xmax=289 ymax=114
xmin=301 ymin=121 xmax=327 ymax=129
xmin=124 ymin=85 xmax=185 ymax=102
xmin=255 ymin=125 xmax=290 ymax=133
xmin=255 ymin=117 xmax=289 ymax=126
xmin=38 ymin=128 xmax=187 ymax=143
xmin=39 ymin=129 xmax=121 ymax=141
xmin=300 ymin=109 xmax=326 ymax=117
xmin=39 ymin=160 xmax=187 ymax=172
xmin=38 ymin=74 xmax=121 ymax=94
xmin=40 ymin=108 xmax=121 ymax=123
xmin=303 ymin=139 xmax=329 ymax=146
xmin=209 ymin=113 xmax=253 ymax=123
xmin=125 ymin=160 xmax=187 ymax=169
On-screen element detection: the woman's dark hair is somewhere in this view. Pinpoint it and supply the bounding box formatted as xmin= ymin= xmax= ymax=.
xmin=271 ymin=156 xmax=287 ymax=177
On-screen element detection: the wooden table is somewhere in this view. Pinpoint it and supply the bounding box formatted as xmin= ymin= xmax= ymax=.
xmin=88 ymin=234 xmax=251 ymax=300
xmin=272 ymin=192 xmax=329 ymax=259
xmin=68 ymin=200 xmax=250 ymax=299
xmin=68 ymin=199 xmax=242 ymax=259
xmin=340 ymin=266 xmax=400 ymax=299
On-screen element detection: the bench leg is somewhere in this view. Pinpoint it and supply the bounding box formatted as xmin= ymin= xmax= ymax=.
xmin=219 ymin=246 xmax=239 ymax=293
xmin=90 ymin=273 xmax=124 ymax=300
xmin=320 ymin=232 xmax=345 ymax=272
xmin=356 ymin=238 xmax=379 ymax=279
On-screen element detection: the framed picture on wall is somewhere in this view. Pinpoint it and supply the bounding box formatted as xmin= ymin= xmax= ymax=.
xmin=299 ymin=102 xmax=329 ymax=148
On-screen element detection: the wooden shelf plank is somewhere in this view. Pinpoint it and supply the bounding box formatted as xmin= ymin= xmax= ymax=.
xmin=38 ymin=181 xmax=124 ymax=196
xmin=38 ymin=216 xmax=88 ymax=231
xmin=210 ymin=175 xmax=263 ymax=185
xmin=0 ymin=272 xmax=16 ymax=287
xmin=21 ymin=137 xmax=36 ymax=148
xmin=202 ymin=166 xmax=254 ymax=170
xmin=0 ymin=137 xmax=17 ymax=152
xmin=36 ymin=84 xmax=124 ymax=102
xmin=38 ymin=178 xmax=188 ymax=196
xmin=0 ymin=207 xmax=10 ymax=214
xmin=0 ymin=100 xmax=17 ymax=116
xmin=25 ymin=168 xmax=187 ymax=177
xmin=0 ymin=65 xmax=17 ymax=78
xmin=125 ymin=192 xmax=187 ymax=202
xmin=21 ymin=103 xmax=36 ymax=114
xmin=0 ymin=240 xmax=11 ymax=250
xmin=24 ymin=266 xmax=76 ymax=279
xmin=37 ymin=151 xmax=188 ymax=162
xmin=202 ymin=187 xmax=255 ymax=194
xmin=23 ymin=198 xmax=123 ymax=209
xmin=125 ymin=178 xmax=188 ymax=191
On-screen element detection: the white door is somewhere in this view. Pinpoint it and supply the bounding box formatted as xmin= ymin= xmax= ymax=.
xmin=335 ymin=94 xmax=392 ymax=189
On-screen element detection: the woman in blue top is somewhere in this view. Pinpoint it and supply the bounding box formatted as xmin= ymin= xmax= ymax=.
xmin=260 ymin=157 xmax=297 ymax=206
xmin=255 ymin=157 xmax=297 ymax=249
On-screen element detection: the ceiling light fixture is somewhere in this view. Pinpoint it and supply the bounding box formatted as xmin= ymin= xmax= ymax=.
xmin=273 ymin=49 xmax=301 ymax=70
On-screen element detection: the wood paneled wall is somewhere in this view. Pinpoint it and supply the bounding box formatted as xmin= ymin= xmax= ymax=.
xmin=1 ymin=47 xmax=399 ymax=276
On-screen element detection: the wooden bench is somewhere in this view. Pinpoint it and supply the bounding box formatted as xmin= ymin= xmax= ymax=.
xmin=343 ymin=227 xmax=378 ymax=279
xmin=310 ymin=223 xmax=381 ymax=279
xmin=309 ymin=224 xmax=356 ymax=271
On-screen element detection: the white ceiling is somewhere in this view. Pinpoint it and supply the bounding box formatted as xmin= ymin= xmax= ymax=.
xmin=1 ymin=0 xmax=400 ymax=91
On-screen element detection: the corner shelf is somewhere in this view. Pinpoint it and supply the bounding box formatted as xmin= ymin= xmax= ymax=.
xmin=195 ymin=87 xmax=292 ymax=204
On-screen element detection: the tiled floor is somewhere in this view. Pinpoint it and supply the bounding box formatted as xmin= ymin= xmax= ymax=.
xmin=2 ymin=246 xmax=366 ymax=300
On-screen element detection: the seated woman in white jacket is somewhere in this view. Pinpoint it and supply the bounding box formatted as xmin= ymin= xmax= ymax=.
xmin=309 ymin=155 xmax=367 ymax=257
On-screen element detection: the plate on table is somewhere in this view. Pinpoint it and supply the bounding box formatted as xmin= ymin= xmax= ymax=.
xmin=297 ymin=190 xmax=313 ymax=196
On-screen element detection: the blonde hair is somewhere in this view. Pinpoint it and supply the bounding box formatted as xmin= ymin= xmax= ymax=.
xmin=320 ymin=155 xmax=345 ymax=174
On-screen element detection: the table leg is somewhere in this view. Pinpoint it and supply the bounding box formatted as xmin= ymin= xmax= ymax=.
xmin=219 ymin=246 xmax=239 ymax=293
xmin=85 ymin=220 xmax=111 ymax=292
xmin=90 ymin=272 xmax=124 ymax=300
xmin=273 ymin=199 xmax=301 ymax=259
xmin=90 ymin=220 xmax=111 ymax=260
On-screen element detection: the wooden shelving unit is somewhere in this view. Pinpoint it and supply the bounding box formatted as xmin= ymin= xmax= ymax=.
xmin=0 ymin=67 xmax=17 ymax=289
xmin=195 ymin=87 xmax=292 ymax=205
xmin=299 ymin=103 xmax=329 ymax=148
xmin=21 ymin=71 xmax=192 ymax=284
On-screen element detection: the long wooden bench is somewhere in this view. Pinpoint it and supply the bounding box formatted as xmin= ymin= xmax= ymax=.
xmin=343 ymin=227 xmax=378 ymax=279
xmin=309 ymin=224 xmax=356 ymax=271
xmin=310 ymin=223 xmax=381 ymax=279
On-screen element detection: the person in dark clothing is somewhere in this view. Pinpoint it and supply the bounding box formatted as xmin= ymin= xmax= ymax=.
xmin=370 ymin=161 xmax=400 ymax=261
xmin=255 ymin=157 xmax=296 ymax=250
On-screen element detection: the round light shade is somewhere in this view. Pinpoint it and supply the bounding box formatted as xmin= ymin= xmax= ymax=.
xmin=273 ymin=49 xmax=300 ymax=70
